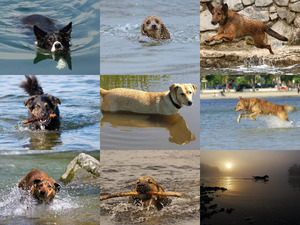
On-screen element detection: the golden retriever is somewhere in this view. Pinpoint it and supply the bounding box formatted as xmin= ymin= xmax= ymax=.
xmin=100 ymin=83 xmax=197 ymax=115
xmin=235 ymin=97 xmax=297 ymax=122
xmin=141 ymin=15 xmax=170 ymax=39
xmin=128 ymin=177 xmax=170 ymax=210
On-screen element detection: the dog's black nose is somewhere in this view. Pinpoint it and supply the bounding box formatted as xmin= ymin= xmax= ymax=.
xmin=188 ymin=101 xmax=193 ymax=106
xmin=152 ymin=24 xmax=156 ymax=29
xmin=55 ymin=43 xmax=62 ymax=49
xmin=211 ymin=21 xmax=217 ymax=25
xmin=40 ymin=190 xmax=46 ymax=196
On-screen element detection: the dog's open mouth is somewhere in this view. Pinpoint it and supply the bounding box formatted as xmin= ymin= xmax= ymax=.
xmin=39 ymin=118 xmax=51 ymax=126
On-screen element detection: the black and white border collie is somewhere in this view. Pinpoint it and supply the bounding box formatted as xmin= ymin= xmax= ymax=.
xmin=21 ymin=14 xmax=72 ymax=52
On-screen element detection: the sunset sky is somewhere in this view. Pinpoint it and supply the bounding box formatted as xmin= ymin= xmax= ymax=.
xmin=201 ymin=150 xmax=300 ymax=177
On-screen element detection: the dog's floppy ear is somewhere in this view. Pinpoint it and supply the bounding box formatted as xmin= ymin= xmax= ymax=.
xmin=33 ymin=179 xmax=41 ymax=186
xmin=54 ymin=182 xmax=61 ymax=192
xmin=24 ymin=96 xmax=36 ymax=109
xmin=34 ymin=25 xmax=47 ymax=40
xmin=141 ymin=23 xmax=147 ymax=35
xmin=45 ymin=95 xmax=61 ymax=108
xmin=169 ymin=83 xmax=179 ymax=94
xmin=60 ymin=22 xmax=72 ymax=36
xmin=161 ymin=23 xmax=170 ymax=39
xmin=190 ymin=84 xmax=197 ymax=95
xmin=207 ymin=2 xmax=214 ymax=14
xmin=222 ymin=3 xmax=228 ymax=14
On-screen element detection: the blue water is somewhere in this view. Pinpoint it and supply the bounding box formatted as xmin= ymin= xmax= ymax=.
xmin=0 ymin=75 xmax=100 ymax=151
xmin=200 ymin=97 xmax=300 ymax=150
xmin=0 ymin=0 xmax=100 ymax=74
xmin=100 ymin=0 xmax=199 ymax=75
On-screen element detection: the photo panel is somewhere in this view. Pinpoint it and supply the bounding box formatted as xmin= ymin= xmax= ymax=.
xmin=100 ymin=150 xmax=200 ymax=224
xmin=100 ymin=74 xmax=200 ymax=150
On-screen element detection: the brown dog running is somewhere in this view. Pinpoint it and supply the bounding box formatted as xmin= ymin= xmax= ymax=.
xmin=141 ymin=15 xmax=170 ymax=39
xmin=235 ymin=97 xmax=297 ymax=122
xmin=128 ymin=177 xmax=171 ymax=210
xmin=18 ymin=169 xmax=61 ymax=204
xmin=205 ymin=3 xmax=288 ymax=54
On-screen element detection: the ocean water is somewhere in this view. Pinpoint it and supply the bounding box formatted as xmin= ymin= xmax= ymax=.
xmin=200 ymin=97 xmax=300 ymax=150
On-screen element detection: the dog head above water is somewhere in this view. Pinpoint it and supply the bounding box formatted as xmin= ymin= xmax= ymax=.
xmin=235 ymin=97 xmax=249 ymax=112
xmin=24 ymin=94 xmax=61 ymax=130
xmin=207 ymin=3 xmax=229 ymax=26
xmin=141 ymin=15 xmax=170 ymax=39
xmin=31 ymin=178 xmax=61 ymax=204
xmin=34 ymin=22 xmax=72 ymax=52
xmin=169 ymin=83 xmax=197 ymax=107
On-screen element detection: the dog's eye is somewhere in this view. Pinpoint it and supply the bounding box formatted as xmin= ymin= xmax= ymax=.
xmin=180 ymin=93 xmax=185 ymax=96
xmin=146 ymin=20 xmax=150 ymax=25
xmin=48 ymin=185 xmax=52 ymax=189
xmin=148 ymin=179 xmax=153 ymax=184
xmin=155 ymin=20 xmax=159 ymax=24
xmin=218 ymin=13 xmax=221 ymax=16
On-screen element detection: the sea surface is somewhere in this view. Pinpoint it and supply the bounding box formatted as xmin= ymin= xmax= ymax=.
xmin=0 ymin=151 xmax=99 ymax=225
xmin=0 ymin=75 xmax=100 ymax=151
xmin=0 ymin=0 xmax=100 ymax=74
xmin=100 ymin=74 xmax=200 ymax=150
xmin=200 ymin=97 xmax=300 ymax=150
xmin=201 ymin=176 xmax=300 ymax=225
xmin=100 ymin=150 xmax=200 ymax=225
xmin=100 ymin=0 xmax=199 ymax=75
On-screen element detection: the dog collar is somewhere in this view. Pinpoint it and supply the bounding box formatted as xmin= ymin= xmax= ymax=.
xmin=168 ymin=92 xmax=181 ymax=109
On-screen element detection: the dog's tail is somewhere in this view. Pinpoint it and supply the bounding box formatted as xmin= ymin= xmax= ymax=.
xmin=265 ymin=26 xmax=288 ymax=41
xmin=100 ymin=88 xmax=108 ymax=97
xmin=284 ymin=105 xmax=297 ymax=113
xmin=19 ymin=75 xmax=44 ymax=96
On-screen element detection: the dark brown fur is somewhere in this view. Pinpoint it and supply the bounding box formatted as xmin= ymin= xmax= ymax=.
xmin=205 ymin=3 xmax=288 ymax=54
xmin=18 ymin=169 xmax=61 ymax=204
xmin=235 ymin=97 xmax=296 ymax=122
xmin=128 ymin=177 xmax=171 ymax=210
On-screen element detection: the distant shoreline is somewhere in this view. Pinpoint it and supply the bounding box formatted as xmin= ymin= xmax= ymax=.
xmin=200 ymin=90 xmax=300 ymax=100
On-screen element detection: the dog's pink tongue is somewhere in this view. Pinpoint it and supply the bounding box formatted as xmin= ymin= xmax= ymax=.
xmin=40 ymin=119 xmax=46 ymax=124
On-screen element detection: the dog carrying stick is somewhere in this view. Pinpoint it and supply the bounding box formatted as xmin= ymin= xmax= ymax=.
xmin=100 ymin=192 xmax=182 ymax=201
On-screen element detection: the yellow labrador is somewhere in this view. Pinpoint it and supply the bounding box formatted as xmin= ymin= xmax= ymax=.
xmin=128 ymin=177 xmax=170 ymax=210
xmin=100 ymin=83 xmax=197 ymax=115
xmin=141 ymin=15 xmax=170 ymax=39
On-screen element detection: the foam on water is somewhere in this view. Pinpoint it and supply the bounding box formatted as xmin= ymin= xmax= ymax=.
xmin=258 ymin=116 xmax=296 ymax=129
xmin=0 ymin=186 xmax=78 ymax=218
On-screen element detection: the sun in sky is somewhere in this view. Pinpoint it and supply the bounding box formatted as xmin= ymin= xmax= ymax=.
xmin=226 ymin=163 xmax=232 ymax=169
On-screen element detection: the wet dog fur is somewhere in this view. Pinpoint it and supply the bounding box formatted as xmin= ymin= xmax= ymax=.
xmin=128 ymin=177 xmax=171 ymax=210
xmin=19 ymin=75 xmax=61 ymax=130
xmin=205 ymin=3 xmax=288 ymax=54
xmin=100 ymin=83 xmax=197 ymax=115
xmin=21 ymin=14 xmax=72 ymax=52
xmin=18 ymin=169 xmax=61 ymax=204
xmin=141 ymin=15 xmax=170 ymax=39
xmin=235 ymin=97 xmax=296 ymax=122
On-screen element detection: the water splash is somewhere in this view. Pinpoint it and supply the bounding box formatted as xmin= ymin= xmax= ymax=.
xmin=258 ymin=116 xmax=296 ymax=129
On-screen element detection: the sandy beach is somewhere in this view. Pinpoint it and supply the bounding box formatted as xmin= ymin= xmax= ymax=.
xmin=200 ymin=90 xmax=300 ymax=99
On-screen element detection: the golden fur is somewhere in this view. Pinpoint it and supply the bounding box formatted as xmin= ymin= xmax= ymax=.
xmin=18 ymin=169 xmax=60 ymax=204
xmin=128 ymin=177 xmax=170 ymax=210
xmin=141 ymin=15 xmax=170 ymax=39
xmin=235 ymin=97 xmax=297 ymax=122
xmin=100 ymin=83 xmax=197 ymax=115
xmin=205 ymin=3 xmax=288 ymax=54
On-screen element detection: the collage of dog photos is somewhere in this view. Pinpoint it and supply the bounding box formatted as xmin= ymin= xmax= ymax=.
xmin=201 ymin=0 xmax=300 ymax=225
xmin=0 ymin=0 xmax=201 ymax=225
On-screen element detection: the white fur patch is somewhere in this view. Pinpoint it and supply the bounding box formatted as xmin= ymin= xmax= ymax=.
xmin=51 ymin=41 xmax=63 ymax=52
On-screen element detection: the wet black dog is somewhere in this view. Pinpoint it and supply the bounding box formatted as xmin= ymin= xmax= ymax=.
xmin=21 ymin=14 xmax=72 ymax=52
xmin=20 ymin=75 xmax=61 ymax=130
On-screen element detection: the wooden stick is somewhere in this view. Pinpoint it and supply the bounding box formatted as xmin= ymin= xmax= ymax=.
xmin=23 ymin=114 xmax=56 ymax=124
xmin=100 ymin=191 xmax=182 ymax=201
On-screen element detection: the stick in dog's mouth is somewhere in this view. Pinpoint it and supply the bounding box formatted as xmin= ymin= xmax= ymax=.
xmin=23 ymin=113 xmax=57 ymax=124
xmin=100 ymin=191 xmax=182 ymax=201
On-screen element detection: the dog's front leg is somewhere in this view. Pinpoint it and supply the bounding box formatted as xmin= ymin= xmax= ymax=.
xmin=214 ymin=33 xmax=234 ymax=42
xmin=205 ymin=27 xmax=225 ymax=43
xmin=249 ymin=112 xmax=260 ymax=121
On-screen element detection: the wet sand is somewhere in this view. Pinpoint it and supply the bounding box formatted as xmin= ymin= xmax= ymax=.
xmin=200 ymin=90 xmax=300 ymax=99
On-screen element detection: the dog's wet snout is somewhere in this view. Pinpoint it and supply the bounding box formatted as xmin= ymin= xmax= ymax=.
xmin=136 ymin=183 xmax=149 ymax=193
xmin=152 ymin=24 xmax=157 ymax=29
xmin=40 ymin=189 xmax=46 ymax=197
xmin=211 ymin=21 xmax=218 ymax=25
xmin=55 ymin=43 xmax=62 ymax=49
xmin=187 ymin=101 xmax=193 ymax=106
